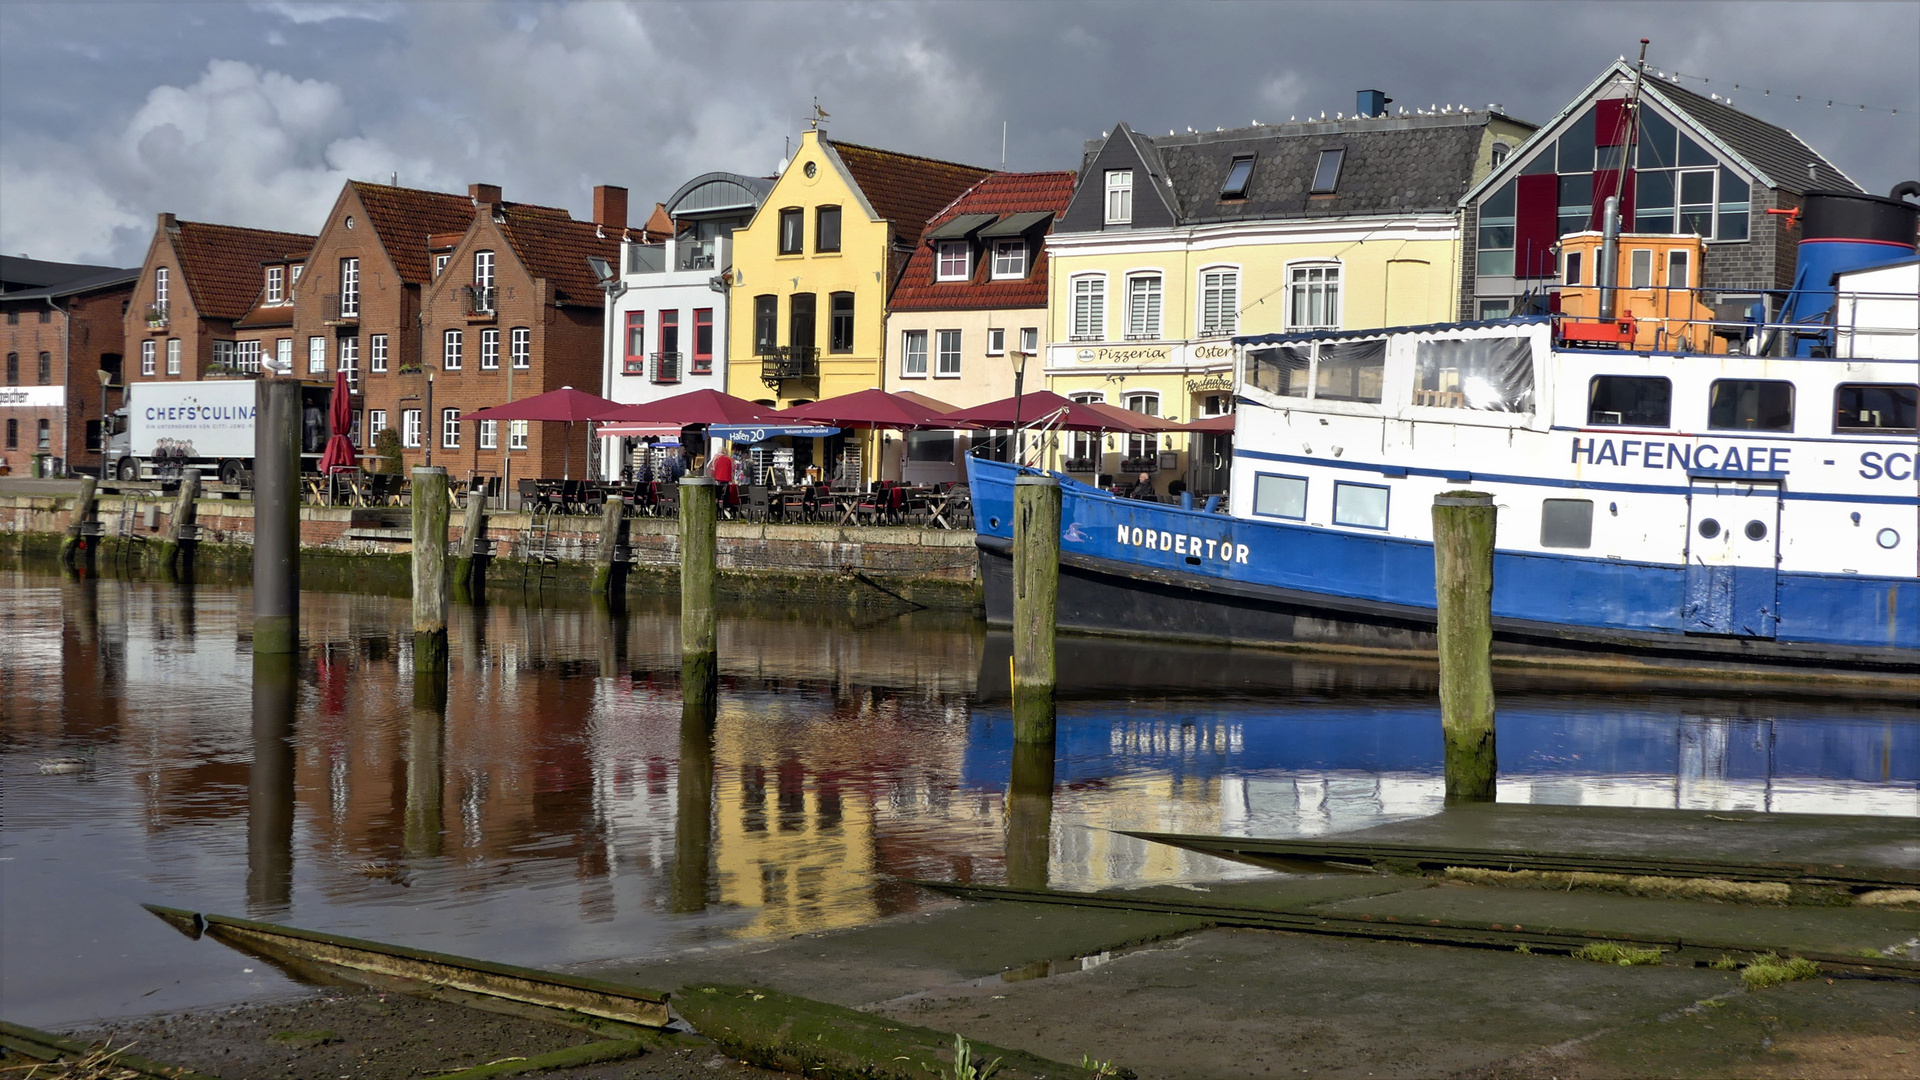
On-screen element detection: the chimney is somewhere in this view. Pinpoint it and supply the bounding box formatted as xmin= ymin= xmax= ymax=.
xmin=593 ymin=185 xmax=629 ymax=231
xmin=469 ymin=182 xmax=502 ymax=206
xmin=1357 ymin=89 xmax=1391 ymax=118
xmin=158 ymin=212 xmax=178 ymax=231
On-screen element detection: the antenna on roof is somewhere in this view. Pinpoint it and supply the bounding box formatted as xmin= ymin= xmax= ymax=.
xmin=390 ymin=171 xmax=397 ymax=186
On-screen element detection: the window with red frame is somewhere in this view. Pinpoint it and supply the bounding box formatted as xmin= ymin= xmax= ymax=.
xmin=624 ymin=311 xmax=645 ymax=374
xmin=692 ymin=309 xmax=713 ymax=373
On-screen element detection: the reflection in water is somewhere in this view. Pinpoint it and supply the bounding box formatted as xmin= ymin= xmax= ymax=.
xmin=2 ymin=572 xmax=1915 ymax=1029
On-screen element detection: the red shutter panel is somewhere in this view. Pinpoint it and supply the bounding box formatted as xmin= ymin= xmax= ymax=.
xmin=1593 ymin=99 xmax=1631 ymax=146
xmin=1515 ymin=173 xmax=1559 ymax=280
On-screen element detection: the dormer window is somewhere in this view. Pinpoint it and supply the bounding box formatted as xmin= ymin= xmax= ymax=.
xmin=936 ymin=241 xmax=970 ymax=282
xmin=1311 ymin=149 xmax=1345 ymax=193
xmin=265 ymin=266 xmax=284 ymax=305
xmin=290 ymin=264 xmax=303 ymax=286
xmin=1221 ymin=156 xmax=1255 ymax=198
xmin=990 ymin=240 xmax=1026 ymax=280
xmin=1105 ymin=169 xmax=1133 ymax=224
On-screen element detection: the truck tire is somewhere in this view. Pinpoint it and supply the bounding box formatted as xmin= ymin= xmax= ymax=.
xmin=220 ymin=459 xmax=243 ymax=486
xmin=118 ymin=458 xmax=139 ymax=481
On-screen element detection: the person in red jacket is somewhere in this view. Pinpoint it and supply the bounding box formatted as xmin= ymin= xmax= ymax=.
xmin=710 ymin=449 xmax=734 ymax=484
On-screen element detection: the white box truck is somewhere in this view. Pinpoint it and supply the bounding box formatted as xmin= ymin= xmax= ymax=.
xmin=107 ymin=380 xmax=333 ymax=485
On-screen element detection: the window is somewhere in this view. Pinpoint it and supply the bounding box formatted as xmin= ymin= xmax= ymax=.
xmin=1587 ymin=375 xmax=1672 ymax=427
xmin=1562 ymin=250 xmax=1583 ymax=287
xmin=442 ymin=329 xmax=462 ymax=370
xmin=1715 ymin=168 xmax=1749 ymax=241
xmin=2 ymin=311 xmax=12 ymax=325
xmin=1125 ymin=274 xmax=1162 ymax=339
xmin=1540 ymin=499 xmax=1594 ymax=549
xmin=1412 ymin=337 xmax=1533 ymax=412
xmin=1489 ymin=142 xmax=1511 ymax=169
xmin=37 ymin=351 xmax=50 ymax=384
xmin=1628 ymin=248 xmax=1653 ymax=289
xmin=1287 ymin=264 xmax=1340 ymax=329
xmin=441 ymin=408 xmax=460 ymax=449
xmin=369 ymin=334 xmax=388 ymax=373
xmin=266 ymin=266 xmax=284 ymax=304
xmin=479 ymin=419 xmax=498 ymax=449
xmin=1221 ymin=155 xmax=1255 ymax=198
xmin=474 ymin=250 xmax=494 ymax=289
xmin=936 ymin=241 xmax=969 ymax=281
xmin=2 ymin=352 xmax=13 ymax=383
xmin=1105 ymin=169 xmax=1133 ymax=225
xmin=141 ymin=341 xmax=155 ymax=376
xmin=1124 ymin=391 xmax=1159 ymax=462
xmin=986 ymin=327 xmax=1006 ymax=355
xmin=1252 ymin=474 xmax=1308 ymax=519
xmin=1020 ymin=327 xmax=1039 ymax=355
xmin=402 ymin=408 xmax=422 ymax=447
xmin=434 ymin=254 xmax=450 ymax=277
xmin=1477 ymin=179 xmax=1515 ymax=277
xmin=509 ymin=419 xmax=528 ymax=450
xmin=901 ymin=330 xmax=928 ymax=376
xmin=167 ymin=338 xmax=182 ymax=375
xmin=1666 ymin=249 xmax=1691 ymax=291
xmin=236 ymin=340 xmax=261 ymax=374
xmin=276 ymin=339 xmax=292 ymax=373
xmin=1679 ymin=169 xmax=1715 ymax=236
xmin=339 ymin=257 xmax=359 ymax=317
xmin=779 ymin=208 xmax=803 ymax=255
xmin=1833 ymin=384 xmax=1917 ymax=433
xmin=1557 ymin=173 xmax=1592 ymax=238
xmin=991 ymin=240 xmax=1027 ymax=279
xmin=827 ymin=293 xmax=854 ymax=353
xmin=658 ymin=310 xmax=680 ymax=366
xmin=1315 ymin=338 xmax=1389 ymax=403
xmin=935 ymin=329 xmax=962 ymax=377
xmin=1708 ymin=379 xmax=1794 ymax=432
xmin=510 ymin=327 xmax=530 ymax=368
xmin=211 ymin=340 xmax=234 ymax=372
xmin=1478 ymin=299 xmax=1513 ymax=320
xmin=1068 ymin=391 xmax=1104 ymax=464
xmin=307 ymin=336 xmax=325 ymax=374
xmin=3 ymin=419 xmax=12 ymax=448
xmin=623 ymin=311 xmax=645 ymax=374
xmin=154 ymin=267 xmax=168 ymax=308
xmin=1200 ymin=268 xmax=1238 ymax=336
xmin=692 ymin=308 xmax=714 ymax=373
xmin=1310 ymin=149 xmax=1344 ymax=193
xmin=753 ymin=295 xmax=778 ymax=353
xmin=1071 ymin=276 xmax=1106 ymax=340
xmin=368 ymin=409 xmax=387 ymax=437
xmin=1332 ymin=481 xmax=1389 ymax=529
xmin=37 ymin=419 xmax=48 ymax=452
xmin=815 ymin=206 xmax=841 ymax=253
xmin=339 ymin=336 xmax=359 ymax=390
xmin=479 ymin=327 xmax=499 ymax=370
xmin=290 ymin=263 xmax=303 ymax=287
xmin=788 ymin=292 xmax=816 ymax=353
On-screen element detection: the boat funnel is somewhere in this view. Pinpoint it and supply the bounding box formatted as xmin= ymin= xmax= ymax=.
xmin=1778 ymin=185 xmax=1920 ymax=356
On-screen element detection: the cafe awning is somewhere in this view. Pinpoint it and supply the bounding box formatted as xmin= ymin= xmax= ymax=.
xmin=977 ymin=210 xmax=1055 ymax=238
xmin=923 ymin=213 xmax=997 ymax=241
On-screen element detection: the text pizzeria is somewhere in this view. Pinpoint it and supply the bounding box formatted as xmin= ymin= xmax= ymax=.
xmin=1118 ymin=525 xmax=1249 ymax=564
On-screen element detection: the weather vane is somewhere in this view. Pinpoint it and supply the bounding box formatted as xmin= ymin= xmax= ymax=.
xmin=810 ymin=97 xmax=831 ymax=130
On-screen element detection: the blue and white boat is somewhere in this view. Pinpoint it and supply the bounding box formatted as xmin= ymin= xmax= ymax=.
xmin=970 ymin=192 xmax=1919 ymax=677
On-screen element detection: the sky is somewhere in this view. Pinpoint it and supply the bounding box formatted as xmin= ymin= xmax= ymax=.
xmin=2 ymin=0 xmax=1916 ymax=268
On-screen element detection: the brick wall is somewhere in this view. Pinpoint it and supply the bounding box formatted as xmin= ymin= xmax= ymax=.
xmin=2 ymin=284 xmax=132 ymax=476
xmin=122 ymin=231 xmax=212 ymax=386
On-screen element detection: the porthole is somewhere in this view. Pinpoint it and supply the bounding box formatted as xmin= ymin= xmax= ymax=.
xmin=1878 ymin=527 xmax=1900 ymax=550
xmin=803 ymin=161 xmax=817 ymax=178
xmin=1744 ymin=519 xmax=1768 ymax=541
xmin=1697 ymin=518 xmax=1721 ymax=540
xmin=344 ymin=215 xmax=355 ymax=229
xmin=989 ymin=517 xmax=1001 ymax=529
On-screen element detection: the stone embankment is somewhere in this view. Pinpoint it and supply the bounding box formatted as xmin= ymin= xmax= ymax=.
xmin=0 ymin=487 xmax=980 ymax=610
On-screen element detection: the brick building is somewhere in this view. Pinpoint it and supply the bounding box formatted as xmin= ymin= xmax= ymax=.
xmin=1 ymin=257 xmax=138 ymax=476
xmin=122 ymin=215 xmax=315 ymax=386
xmin=413 ymin=185 xmax=626 ymax=486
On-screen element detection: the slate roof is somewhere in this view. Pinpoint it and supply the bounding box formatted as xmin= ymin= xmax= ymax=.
xmin=0 ymin=265 xmax=138 ymax=302
xmin=829 ymin=140 xmax=996 ymax=251
xmin=1 ymin=256 xmax=130 ymax=293
xmin=891 ymin=171 xmax=1076 ymax=312
xmin=496 ymin=206 xmax=623 ymax=306
xmin=1646 ymin=77 xmax=1858 ymax=194
xmin=170 ymin=220 xmax=315 ymax=322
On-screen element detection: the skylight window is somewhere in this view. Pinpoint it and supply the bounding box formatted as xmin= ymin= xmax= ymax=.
xmin=1311 ymin=149 xmax=1345 ymax=193
xmin=1221 ymin=156 xmax=1255 ymax=198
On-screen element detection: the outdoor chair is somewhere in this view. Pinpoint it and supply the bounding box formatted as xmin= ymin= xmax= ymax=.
xmin=655 ymin=488 xmax=679 ymax=518
xmin=517 ymin=478 xmax=545 ymax=513
xmin=746 ymin=484 xmax=771 ymax=522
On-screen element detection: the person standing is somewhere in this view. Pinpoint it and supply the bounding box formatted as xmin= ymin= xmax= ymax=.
xmin=711 ymin=448 xmax=734 ymax=484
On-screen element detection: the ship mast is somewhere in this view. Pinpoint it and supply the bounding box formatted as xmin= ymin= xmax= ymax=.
xmin=1599 ymin=39 xmax=1651 ymax=321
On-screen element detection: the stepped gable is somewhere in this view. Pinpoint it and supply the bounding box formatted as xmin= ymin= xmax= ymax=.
xmin=171 ymin=220 xmax=314 ymax=321
xmin=349 ymin=181 xmax=568 ymax=284
xmin=829 ymin=140 xmax=997 ymax=250
xmin=496 ymin=206 xmax=622 ymax=306
xmin=890 ymin=170 xmax=1076 ymax=312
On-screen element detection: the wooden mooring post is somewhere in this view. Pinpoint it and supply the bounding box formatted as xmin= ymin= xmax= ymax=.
xmin=591 ymin=491 xmax=628 ymax=603
xmin=450 ymin=490 xmax=488 ymax=603
xmin=58 ymin=475 xmax=98 ymax=576
xmin=252 ymin=378 xmax=302 ymax=655
xmin=680 ymin=477 xmax=718 ymax=707
xmin=1432 ymin=491 xmax=1498 ymax=802
xmin=411 ymin=466 xmax=450 ymax=690
xmin=159 ymin=468 xmax=201 ymax=582
xmin=1011 ymin=475 xmax=1060 ymax=743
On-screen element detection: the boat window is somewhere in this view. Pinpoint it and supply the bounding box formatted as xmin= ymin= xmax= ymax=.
xmin=1252 ymin=474 xmax=1307 ymax=520
xmin=1246 ymin=345 xmax=1311 ymax=398
xmin=1332 ymin=481 xmax=1389 ymax=529
xmin=1540 ymin=499 xmax=1594 ymax=549
xmin=1587 ymin=375 xmax=1671 ymax=427
xmin=1708 ymin=379 xmax=1794 ymax=432
xmin=1833 ymin=383 xmax=1917 ymax=434
xmin=1412 ymin=337 xmax=1534 ymax=412
xmin=1313 ymin=339 xmax=1386 ymax=403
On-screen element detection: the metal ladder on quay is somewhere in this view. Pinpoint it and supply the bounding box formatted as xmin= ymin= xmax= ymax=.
xmin=519 ymin=511 xmax=562 ymax=594
xmin=111 ymin=492 xmax=147 ymax=574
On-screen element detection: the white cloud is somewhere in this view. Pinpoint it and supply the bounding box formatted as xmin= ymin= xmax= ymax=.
xmin=1258 ymin=74 xmax=1310 ymax=119
xmin=0 ymin=166 xmax=141 ymax=263
xmin=249 ymin=2 xmax=401 ymax=25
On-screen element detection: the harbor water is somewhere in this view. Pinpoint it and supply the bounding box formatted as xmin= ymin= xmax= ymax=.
xmin=2 ymin=570 xmax=1914 ymax=1029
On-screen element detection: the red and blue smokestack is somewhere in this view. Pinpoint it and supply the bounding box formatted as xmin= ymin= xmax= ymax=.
xmin=1779 ymin=184 xmax=1920 ymax=356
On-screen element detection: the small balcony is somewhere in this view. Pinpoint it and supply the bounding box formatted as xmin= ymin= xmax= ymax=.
xmin=144 ymin=303 xmax=169 ymax=331
xmin=323 ymin=294 xmax=360 ymax=324
xmin=651 ymin=351 xmax=682 ymax=385
xmin=757 ymin=345 xmax=818 ymax=390
xmin=463 ymin=285 xmax=497 ymax=320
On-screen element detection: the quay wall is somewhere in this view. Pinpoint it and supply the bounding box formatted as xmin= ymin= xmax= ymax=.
xmin=0 ymin=492 xmax=982 ymax=610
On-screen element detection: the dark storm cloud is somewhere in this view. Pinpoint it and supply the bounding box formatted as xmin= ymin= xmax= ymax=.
xmin=2 ymin=1 xmax=1914 ymax=264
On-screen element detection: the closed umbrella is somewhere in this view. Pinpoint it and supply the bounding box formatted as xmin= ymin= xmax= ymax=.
xmin=317 ymin=368 xmax=357 ymax=478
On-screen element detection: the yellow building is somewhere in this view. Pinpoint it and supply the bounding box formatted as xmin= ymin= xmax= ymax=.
xmin=725 ymin=128 xmax=990 ymax=481
xmin=1045 ymin=104 xmax=1533 ymax=496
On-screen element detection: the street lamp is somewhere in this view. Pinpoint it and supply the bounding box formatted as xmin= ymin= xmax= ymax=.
xmin=95 ymin=368 xmax=114 ymax=475
xmin=1009 ymin=346 xmax=1029 ymax=466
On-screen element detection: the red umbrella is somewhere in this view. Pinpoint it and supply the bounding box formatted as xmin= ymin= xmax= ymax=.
xmin=318 ymin=368 xmax=357 ymax=474
xmin=463 ymin=386 xmax=623 ymax=482
xmin=942 ymin=391 xmax=1156 ymax=433
xmin=1084 ymin=400 xmax=1185 ymax=433
xmin=591 ymin=388 xmax=792 ymax=426
xmin=775 ymin=388 xmax=955 ymax=430
xmin=1184 ymin=412 xmax=1237 ymax=433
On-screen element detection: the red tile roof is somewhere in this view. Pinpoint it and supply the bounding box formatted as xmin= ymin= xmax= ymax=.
xmin=170 ymin=220 xmax=315 ymax=322
xmin=350 ymin=181 xmax=569 ymax=285
xmin=497 ymin=206 xmax=623 ymax=307
xmin=641 ymin=203 xmax=674 ymax=240
xmin=829 ymin=140 xmax=996 ymax=251
xmin=888 ymin=171 xmax=1075 ymax=312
